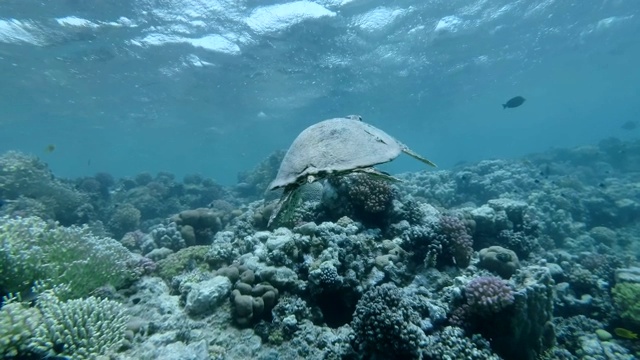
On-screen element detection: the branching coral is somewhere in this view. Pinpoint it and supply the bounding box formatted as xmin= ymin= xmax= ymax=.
xmin=452 ymin=275 xmax=516 ymax=327
xmin=351 ymin=283 xmax=426 ymax=359
xmin=33 ymin=291 xmax=130 ymax=359
xmin=465 ymin=275 xmax=515 ymax=314
xmin=325 ymin=173 xmax=395 ymax=226
xmin=0 ymin=216 xmax=136 ymax=299
xmin=0 ymin=296 xmax=42 ymax=357
xmin=0 ymin=290 xmax=129 ymax=360
xmin=345 ymin=174 xmax=394 ymax=215
xmin=390 ymin=212 xmax=473 ymax=269
xmin=436 ymin=214 xmax=474 ymax=268
xmin=0 ymin=151 xmax=88 ymax=225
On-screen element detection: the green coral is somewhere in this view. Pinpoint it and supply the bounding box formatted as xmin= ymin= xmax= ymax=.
xmin=0 ymin=291 xmax=129 ymax=359
xmin=0 ymin=216 xmax=136 ymax=299
xmin=156 ymin=245 xmax=212 ymax=281
xmin=0 ymin=151 xmax=88 ymax=225
xmin=34 ymin=291 xmax=130 ymax=359
xmin=612 ymin=282 xmax=640 ymax=323
xmin=107 ymin=203 xmax=142 ymax=239
xmin=0 ymin=295 xmax=42 ymax=357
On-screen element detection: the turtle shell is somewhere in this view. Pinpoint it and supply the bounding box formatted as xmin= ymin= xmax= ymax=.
xmin=268 ymin=116 xmax=407 ymax=190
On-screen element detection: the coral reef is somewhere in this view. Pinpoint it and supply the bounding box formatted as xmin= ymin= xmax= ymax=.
xmin=235 ymin=150 xmax=285 ymax=199
xmin=171 ymin=206 xmax=237 ymax=246
xmin=325 ymin=173 xmax=396 ymax=226
xmin=2 ymin=138 xmax=640 ymax=359
xmin=0 ymin=152 xmax=88 ymax=225
xmin=0 ymin=289 xmax=129 ymax=359
xmin=351 ymin=283 xmax=426 ymax=359
xmin=464 ymin=275 xmax=515 ymax=314
xmin=0 ymin=216 xmax=137 ymax=299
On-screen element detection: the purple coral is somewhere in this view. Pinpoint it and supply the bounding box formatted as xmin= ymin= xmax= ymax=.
xmin=134 ymin=256 xmax=157 ymax=275
xmin=437 ymin=215 xmax=473 ymax=268
xmin=465 ymin=275 xmax=515 ymax=314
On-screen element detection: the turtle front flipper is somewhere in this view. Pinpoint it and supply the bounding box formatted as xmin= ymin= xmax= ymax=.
xmin=400 ymin=146 xmax=437 ymax=167
xmin=268 ymin=184 xmax=304 ymax=229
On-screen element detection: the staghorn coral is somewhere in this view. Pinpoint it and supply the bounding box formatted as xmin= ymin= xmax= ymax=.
xmin=0 ymin=216 xmax=136 ymax=299
xmin=1 ymin=290 xmax=129 ymax=360
xmin=32 ymin=291 xmax=130 ymax=360
xmin=0 ymin=295 xmax=43 ymax=357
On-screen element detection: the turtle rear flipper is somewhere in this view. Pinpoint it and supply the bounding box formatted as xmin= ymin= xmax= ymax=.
xmin=268 ymin=184 xmax=304 ymax=229
xmin=354 ymin=167 xmax=403 ymax=182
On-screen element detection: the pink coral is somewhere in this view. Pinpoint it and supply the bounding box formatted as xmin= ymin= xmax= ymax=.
xmin=465 ymin=275 xmax=515 ymax=314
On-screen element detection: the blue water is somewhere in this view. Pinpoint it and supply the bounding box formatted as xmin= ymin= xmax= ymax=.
xmin=0 ymin=0 xmax=638 ymax=184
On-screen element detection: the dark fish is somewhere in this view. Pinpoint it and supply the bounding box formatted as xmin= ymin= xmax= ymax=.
xmin=539 ymin=164 xmax=550 ymax=178
xmin=0 ymin=199 xmax=16 ymax=207
xmin=621 ymin=121 xmax=638 ymax=131
xmin=44 ymin=144 xmax=56 ymax=153
xmin=502 ymin=96 xmax=526 ymax=109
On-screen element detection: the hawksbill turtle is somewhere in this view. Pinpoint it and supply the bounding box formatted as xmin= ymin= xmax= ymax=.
xmin=267 ymin=115 xmax=436 ymax=227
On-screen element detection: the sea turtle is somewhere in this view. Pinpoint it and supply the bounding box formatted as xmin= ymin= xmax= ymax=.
xmin=267 ymin=115 xmax=436 ymax=227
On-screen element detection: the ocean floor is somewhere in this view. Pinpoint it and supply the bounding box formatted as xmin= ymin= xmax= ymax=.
xmin=1 ymin=136 xmax=639 ymax=360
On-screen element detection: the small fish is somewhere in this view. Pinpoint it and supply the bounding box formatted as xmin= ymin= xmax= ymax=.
xmin=44 ymin=144 xmax=56 ymax=153
xmin=502 ymin=96 xmax=526 ymax=109
xmin=621 ymin=121 xmax=638 ymax=131
xmin=614 ymin=327 xmax=638 ymax=339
